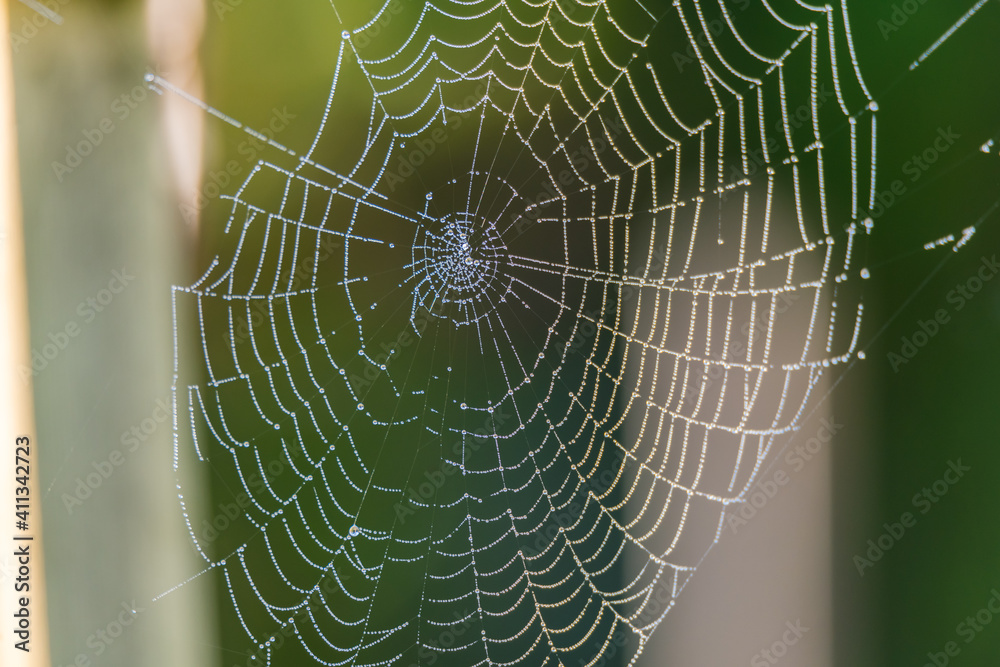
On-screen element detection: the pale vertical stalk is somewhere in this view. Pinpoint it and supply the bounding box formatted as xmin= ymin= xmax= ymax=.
xmin=0 ymin=1 xmax=51 ymax=665
xmin=145 ymin=0 xmax=205 ymax=234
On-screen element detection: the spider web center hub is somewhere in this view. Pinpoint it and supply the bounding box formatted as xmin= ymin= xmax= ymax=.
xmin=411 ymin=212 xmax=510 ymax=326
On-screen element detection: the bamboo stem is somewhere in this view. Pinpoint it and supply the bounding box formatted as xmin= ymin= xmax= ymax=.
xmin=0 ymin=1 xmax=51 ymax=664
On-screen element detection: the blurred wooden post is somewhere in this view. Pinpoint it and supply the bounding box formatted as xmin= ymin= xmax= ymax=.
xmin=0 ymin=1 xmax=52 ymax=665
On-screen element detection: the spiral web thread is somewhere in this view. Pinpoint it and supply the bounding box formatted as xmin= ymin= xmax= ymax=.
xmin=170 ymin=1 xmax=876 ymax=665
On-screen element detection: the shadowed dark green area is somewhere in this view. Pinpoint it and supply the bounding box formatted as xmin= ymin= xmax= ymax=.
xmin=834 ymin=3 xmax=1000 ymax=667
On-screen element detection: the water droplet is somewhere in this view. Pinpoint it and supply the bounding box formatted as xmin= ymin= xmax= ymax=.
xmin=349 ymin=525 xmax=361 ymax=537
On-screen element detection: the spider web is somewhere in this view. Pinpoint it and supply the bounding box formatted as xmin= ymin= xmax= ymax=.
xmin=170 ymin=1 xmax=876 ymax=665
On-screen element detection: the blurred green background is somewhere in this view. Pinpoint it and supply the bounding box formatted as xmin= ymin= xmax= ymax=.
xmin=10 ymin=0 xmax=1000 ymax=665
xmin=839 ymin=3 xmax=1000 ymax=666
